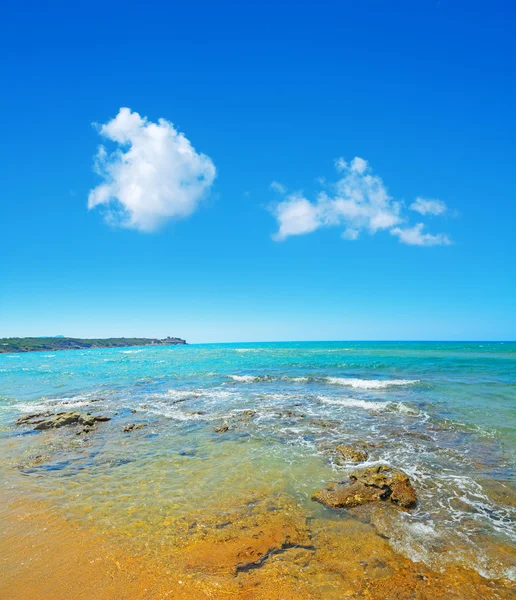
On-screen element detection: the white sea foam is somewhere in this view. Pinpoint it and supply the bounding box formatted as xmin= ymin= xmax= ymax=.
xmin=318 ymin=396 xmax=390 ymax=411
xmin=164 ymin=389 xmax=199 ymax=400
xmin=326 ymin=377 xmax=419 ymax=389
xmin=16 ymin=398 xmax=92 ymax=413
xmin=229 ymin=375 xmax=259 ymax=383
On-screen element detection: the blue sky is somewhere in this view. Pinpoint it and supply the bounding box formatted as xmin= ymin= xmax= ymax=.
xmin=1 ymin=0 xmax=514 ymax=342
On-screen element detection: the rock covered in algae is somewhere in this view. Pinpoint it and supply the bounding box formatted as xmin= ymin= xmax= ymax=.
xmin=16 ymin=411 xmax=111 ymax=431
xmin=335 ymin=444 xmax=369 ymax=463
xmin=122 ymin=423 xmax=147 ymax=432
xmin=313 ymin=464 xmax=417 ymax=510
xmin=214 ymin=424 xmax=229 ymax=433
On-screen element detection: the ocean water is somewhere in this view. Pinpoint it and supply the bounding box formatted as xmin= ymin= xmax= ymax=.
xmin=0 ymin=341 xmax=515 ymax=584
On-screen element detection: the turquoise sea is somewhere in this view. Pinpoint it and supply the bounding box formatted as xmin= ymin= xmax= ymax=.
xmin=1 ymin=341 xmax=515 ymax=583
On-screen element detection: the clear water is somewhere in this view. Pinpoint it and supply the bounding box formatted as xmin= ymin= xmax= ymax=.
xmin=1 ymin=341 xmax=515 ymax=581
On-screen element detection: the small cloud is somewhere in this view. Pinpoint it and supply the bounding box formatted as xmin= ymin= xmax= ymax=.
xmin=88 ymin=107 xmax=216 ymax=232
xmin=409 ymin=196 xmax=447 ymax=216
xmin=342 ymin=228 xmax=359 ymax=240
xmin=390 ymin=223 xmax=451 ymax=246
xmin=334 ymin=157 xmax=348 ymax=172
xmin=271 ymin=195 xmax=321 ymax=241
xmin=270 ymin=181 xmax=287 ymax=194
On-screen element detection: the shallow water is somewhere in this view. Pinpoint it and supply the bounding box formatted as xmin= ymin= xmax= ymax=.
xmin=1 ymin=341 xmax=515 ymax=595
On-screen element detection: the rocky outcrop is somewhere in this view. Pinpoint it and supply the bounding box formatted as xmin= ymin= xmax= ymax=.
xmin=214 ymin=424 xmax=229 ymax=433
xmin=312 ymin=465 xmax=417 ymax=510
xmin=16 ymin=411 xmax=111 ymax=431
xmin=335 ymin=444 xmax=369 ymax=463
xmin=123 ymin=423 xmax=147 ymax=432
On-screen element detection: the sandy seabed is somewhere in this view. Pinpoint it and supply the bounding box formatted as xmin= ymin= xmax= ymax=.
xmin=1 ymin=489 xmax=514 ymax=600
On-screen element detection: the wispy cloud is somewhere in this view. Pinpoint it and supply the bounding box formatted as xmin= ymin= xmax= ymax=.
xmin=270 ymin=181 xmax=287 ymax=194
xmin=88 ymin=108 xmax=216 ymax=232
xmin=269 ymin=157 xmax=451 ymax=246
xmin=410 ymin=196 xmax=447 ymax=216
xmin=390 ymin=223 xmax=451 ymax=246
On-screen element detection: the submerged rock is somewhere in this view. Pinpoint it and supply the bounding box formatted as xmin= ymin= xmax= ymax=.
xmin=313 ymin=465 xmax=417 ymax=510
xmin=123 ymin=423 xmax=147 ymax=432
xmin=214 ymin=424 xmax=229 ymax=433
xmin=239 ymin=410 xmax=256 ymax=421
xmin=16 ymin=411 xmax=111 ymax=431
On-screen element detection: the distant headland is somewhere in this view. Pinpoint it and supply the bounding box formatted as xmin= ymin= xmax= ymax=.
xmin=0 ymin=337 xmax=187 ymax=354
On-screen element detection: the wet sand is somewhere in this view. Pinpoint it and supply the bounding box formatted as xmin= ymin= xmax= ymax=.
xmin=1 ymin=487 xmax=514 ymax=599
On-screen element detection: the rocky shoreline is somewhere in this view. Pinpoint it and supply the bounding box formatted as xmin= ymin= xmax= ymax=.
xmin=6 ymin=405 xmax=515 ymax=599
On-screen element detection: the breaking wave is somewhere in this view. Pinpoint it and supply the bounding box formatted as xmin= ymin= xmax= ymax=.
xmin=325 ymin=377 xmax=419 ymax=389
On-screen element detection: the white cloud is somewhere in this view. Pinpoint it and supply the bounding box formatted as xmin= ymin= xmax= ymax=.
xmin=88 ymin=107 xmax=216 ymax=232
xmin=410 ymin=196 xmax=447 ymax=216
xmin=270 ymin=157 xmax=452 ymax=247
xmin=390 ymin=223 xmax=451 ymax=246
xmin=350 ymin=156 xmax=368 ymax=174
xmin=270 ymin=181 xmax=287 ymax=194
xmin=272 ymin=195 xmax=320 ymax=241
xmin=271 ymin=157 xmax=402 ymax=242
xmin=342 ymin=228 xmax=359 ymax=240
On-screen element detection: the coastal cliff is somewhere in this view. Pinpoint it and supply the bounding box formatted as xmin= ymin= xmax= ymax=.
xmin=0 ymin=336 xmax=186 ymax=354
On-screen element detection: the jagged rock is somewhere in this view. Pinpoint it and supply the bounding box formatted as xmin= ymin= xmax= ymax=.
xmin=239 ymin=410 xmax=256 ymax=421
xmin=123 ymin=423 xmax=147 ymax=432
xmin=350 ymin=465 xmax=417 ymax=508
xmin=313 ymin=481 xmax=387 ymax=508
xmin=34 ymin=411 xmax=83 ymax=430
xmin=16 ymin=413 xmax=50 ymax=425
xmin=214 ymin=425 xmax=229 ymax=433
xmin=76 ymin=425 xmax=94 ymax=435
xmin=275 ymin=410 xmax=305 ymax=419
xmin=312 ymin=465 xmax=417 ymax=510
xmin=307 ymin=418 xmax=340 ymax=429
xmin=335 ymin=444 xmax=369 ymax=463
xmin=16 ymin=411 xmax=111 ymax=431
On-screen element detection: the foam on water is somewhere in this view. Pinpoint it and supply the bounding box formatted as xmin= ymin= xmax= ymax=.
xmin=318 ymin=395 xmax=405 ymax=412
xmin=326 ymin=377 xmax=419 ymax=389
xmin=229 ymin=374 xmax=260 ymax=382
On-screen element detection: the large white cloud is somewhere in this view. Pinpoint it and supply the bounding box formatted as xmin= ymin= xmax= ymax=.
xmin=88 ymin=108 xmax=216 ymax=232
xmin=270 ymin=157 xmax=451 ymax=246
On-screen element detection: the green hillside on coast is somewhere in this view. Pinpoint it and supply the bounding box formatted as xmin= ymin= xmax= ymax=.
xmin=0 ymin=337 xmax=186 ymax=354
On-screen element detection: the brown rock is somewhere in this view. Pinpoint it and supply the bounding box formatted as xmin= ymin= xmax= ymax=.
xmin=313 ymin=464 xmax=417 ymax=510
xmin=335 ymin=444 xmax=369 ymax=463
xmin=313 ymin=481 xmax=387 ymax=508
xmin=16 ymin=413 xmax=50 ymax=426
xmin=123 ymin=423 xmax=147 ymax=432
xmin=20 ymin=411 xmax=111 ymax=431
xmin=34 ymin=411 xmax=82 ymax=430
xmin=350 ymin=465 xmax=417 ymax=509
xmin=214 ymin=425 xmax=229 ymax=433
